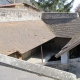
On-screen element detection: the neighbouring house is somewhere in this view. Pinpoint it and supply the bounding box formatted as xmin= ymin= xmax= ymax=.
xmin=0 ymin=0 xmax=40 ymax=12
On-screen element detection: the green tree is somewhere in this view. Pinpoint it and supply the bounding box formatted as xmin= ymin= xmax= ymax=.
xmin=36 ymin=0 xmax=74 ymax=12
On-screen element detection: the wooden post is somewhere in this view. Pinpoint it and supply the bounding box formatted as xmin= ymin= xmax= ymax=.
xmin=61 ymin=52 xmax=69 ymax=64
xmin=41 ymin=46 xmax=43 ymax=63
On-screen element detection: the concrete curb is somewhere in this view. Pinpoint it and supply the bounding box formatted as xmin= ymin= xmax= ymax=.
xmin=0 ymin=54 xmax=76 ymax=80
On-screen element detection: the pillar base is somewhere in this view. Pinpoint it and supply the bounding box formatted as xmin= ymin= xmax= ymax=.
xmin=61 ymin=52 xmax=69 ymax=64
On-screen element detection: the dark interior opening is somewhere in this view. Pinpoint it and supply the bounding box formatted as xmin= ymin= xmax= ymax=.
xmin=48 ymin=55 xmax=61 ymax=61
xmin=31 ymin=37 xmax=70 ymax=62
xmin=69 ymin=44 xmax=80 ymax=59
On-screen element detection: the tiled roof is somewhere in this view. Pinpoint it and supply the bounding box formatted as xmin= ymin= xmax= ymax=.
xmin=0 ymin=20 xmax=55 ymax=55
xmin=55 ymin=33 xmax=80 ymax=58
xmin=45 ymin=18 xmax=80 ymax=38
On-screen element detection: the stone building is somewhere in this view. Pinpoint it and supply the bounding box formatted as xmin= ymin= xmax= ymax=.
xmin=0 ymin=1 xmax=80 ymax=80
xmin=0 ymin=7 xmax=79 ymax=64
xmin=0 ymin=0 xmax=80 ymax=65
xmin=0 ymin=0 xmax=40 ymax=12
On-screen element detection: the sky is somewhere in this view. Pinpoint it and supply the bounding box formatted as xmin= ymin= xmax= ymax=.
xmin=68 ymin=0 xmax=80 ymax=12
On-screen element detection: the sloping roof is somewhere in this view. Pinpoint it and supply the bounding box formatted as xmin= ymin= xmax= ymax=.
xmin=0 ymin=0 xmax=10 ymax=5
xmin=0 ymin=20 xmax=55 ymax=55
xmin=55 ymin=33 xmax=80 ymax=58
xmin=45 ymin=17 xmax=80 ymax=38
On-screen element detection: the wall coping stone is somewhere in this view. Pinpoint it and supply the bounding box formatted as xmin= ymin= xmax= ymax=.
xmin=0 ymin=54 xmax=77 ymax=80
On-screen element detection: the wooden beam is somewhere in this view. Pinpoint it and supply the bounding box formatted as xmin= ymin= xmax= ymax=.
xmin=41 ymin=46 xmax=43 ymax=63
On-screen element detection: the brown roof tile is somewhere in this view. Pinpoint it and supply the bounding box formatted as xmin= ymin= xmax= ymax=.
xmin=0 ymin=20 xmax=55 ymax=55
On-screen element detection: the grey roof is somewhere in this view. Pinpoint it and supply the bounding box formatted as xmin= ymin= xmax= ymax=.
xmin=55 ymin=33 xmax=80 ymax=58
xmin=0 ymin=20 xmax=55 ymax=55
xmin=45 ymin=18 xmax=80 ymax=38
xmin=0 ymin=0 xmax=10 ymax=5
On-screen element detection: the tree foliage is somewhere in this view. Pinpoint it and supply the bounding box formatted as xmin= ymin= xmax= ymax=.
xmin=36 ymin=0 xmax=74 ymax=12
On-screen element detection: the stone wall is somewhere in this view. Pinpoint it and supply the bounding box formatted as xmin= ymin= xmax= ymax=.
xmin=0 ymin=8 xmax=41 ymax=22
xmin=42 ymin=12 xmax=78 ymax=20
xmin=0 ymin=9 xmax=78 ymax=22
